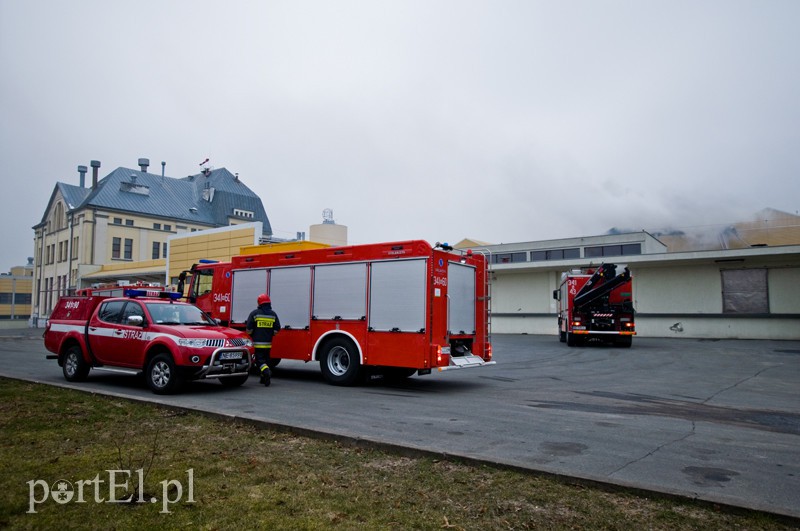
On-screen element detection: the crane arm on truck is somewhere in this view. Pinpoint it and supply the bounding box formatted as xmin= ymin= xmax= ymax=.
xmin=573 ymin=264 xmax=631 ymax=309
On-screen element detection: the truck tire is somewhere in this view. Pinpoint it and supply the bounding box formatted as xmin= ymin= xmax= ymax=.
xmin=62 ymin=345 xmax=90 ymax=382
xmin=219 ymin=374 xmax=249 ymax=387
xmin=319 ymin=337 xmax=363 ymax=386
xmin=615 ymin=335 xmax=633 ymax=348
xmin=146 ymin=353 xmax=183 ymax=394
xmin=566 ymin=332 xmax=578 ymax=347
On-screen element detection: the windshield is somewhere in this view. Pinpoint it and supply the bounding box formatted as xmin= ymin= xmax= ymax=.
xmin=145 ymin=302 xmax=216 ymax=326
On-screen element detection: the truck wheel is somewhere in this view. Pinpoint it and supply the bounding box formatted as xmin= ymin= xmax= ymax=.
xmin=219 ymin=374 xmax=249 ymax=387
xmin=566 ymin=332 xmax=578 ymax=347
xmin=63 ymin=345 xmax=90 ymax=382
xmin=319 ymin=337 xmax=363 ymax=386
xmin=615 ymin=336 xmax=633 ymax=348
xmin=146 ymin=353 xmax=183 ymax=394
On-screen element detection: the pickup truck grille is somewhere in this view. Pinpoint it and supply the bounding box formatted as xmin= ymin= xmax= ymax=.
xmin=205 ymin=339 xmax=225 ymax=348
xmin=228 ymin=338 xmax=249 ymax=347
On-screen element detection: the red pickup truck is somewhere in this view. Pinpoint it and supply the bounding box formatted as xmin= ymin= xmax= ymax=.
xmin=44 ymin=289 xmax=254 ymax=394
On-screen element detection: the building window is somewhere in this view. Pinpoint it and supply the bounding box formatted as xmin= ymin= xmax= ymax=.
xmin=162 ymin=242 xmax=167 ymax=258
xmin=113 ymin=217 xmax=122 ymax=225
xmin=152 ymin=242 xmax=160 ymax=260
xmin=530 ymin=248 xmax=580 ymax=261
xmin=585 ymin=243 xmax=642 ymax=258
xmin=112 ymin=237 xmax=121 ymax=259
xmin=153 ymin=223 xmax=161 ymax=230
xmin=492 ymin=252 xmax=527 ymax=264
xmin=72 ymin=237 xmax=79 ymax=260
xmin=124 ymin=238 xmax=133 ymax=260
xmin=623 ymin=244 xmax=642 ymax=255
xmin=163 ymin=224 xmax=171 ymax=232
xmin=54 ymin=202 xmax=66 ymax=230
xmin=125 ymin=219 xmax=134 ymax=226
xmin=233 ymin=208 xmax=255 ymax=219
xmin=722 ymin=269 xmax=768 ymax=314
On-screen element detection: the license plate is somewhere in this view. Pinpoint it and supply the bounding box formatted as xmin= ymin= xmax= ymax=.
xmin=219 ymin=351 xmax=243 ymax=361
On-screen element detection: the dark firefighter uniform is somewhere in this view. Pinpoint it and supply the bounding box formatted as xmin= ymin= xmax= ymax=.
xmin=246 ymin=293 xmax=280 ymax=386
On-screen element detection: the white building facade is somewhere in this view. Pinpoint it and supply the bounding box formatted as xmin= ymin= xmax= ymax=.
xmin=480 ymin=232 xmax=800 ymax=340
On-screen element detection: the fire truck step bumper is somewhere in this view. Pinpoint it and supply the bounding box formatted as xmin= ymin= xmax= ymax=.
xmin=439 ymin=354 xmax=496 ymax=371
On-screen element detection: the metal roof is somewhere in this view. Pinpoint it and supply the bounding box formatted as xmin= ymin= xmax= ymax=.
xmin=57 ymin=182 xmax=92 ymax=211
xmin=54 ymin=166 xmax=271 ymax=234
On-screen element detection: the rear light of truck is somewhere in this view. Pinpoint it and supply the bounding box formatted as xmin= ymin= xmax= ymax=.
xmin=485 ymin=343 xmax=493 ymax=361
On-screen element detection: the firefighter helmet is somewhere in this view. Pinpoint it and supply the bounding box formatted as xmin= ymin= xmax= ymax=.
xmin=257 ymin=293 xmax=271 ymax=305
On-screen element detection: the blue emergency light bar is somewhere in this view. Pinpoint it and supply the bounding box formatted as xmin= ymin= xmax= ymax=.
xmin=198 ymin=259 xmax=219 ymax=264
xmin=124 ymin=289 xmax=182 ymax=300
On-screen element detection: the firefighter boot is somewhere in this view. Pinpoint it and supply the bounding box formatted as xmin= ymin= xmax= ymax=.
xmin=259 ymin=364 xmax=271 ymax=387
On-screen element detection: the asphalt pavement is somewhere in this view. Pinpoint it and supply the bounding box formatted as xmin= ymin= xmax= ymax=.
xmin=1 ymin=328 xmax=798 ymax=519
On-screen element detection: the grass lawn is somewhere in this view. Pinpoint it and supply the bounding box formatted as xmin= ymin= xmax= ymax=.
xmin=0 ymin=378 xmax=793 ymax=530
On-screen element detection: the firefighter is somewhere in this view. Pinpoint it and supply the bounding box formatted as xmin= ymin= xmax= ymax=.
xmin=246 ymin=293 xmax=281 ymax=387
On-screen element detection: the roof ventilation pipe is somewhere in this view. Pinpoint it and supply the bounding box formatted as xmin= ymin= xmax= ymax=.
xmin=77 ymin=165 xmax=87 ymax=188
xmin=138 ymin=158 xmax=149 ymax=173
xmin=90 ymin=160 xmax=101 ymax=189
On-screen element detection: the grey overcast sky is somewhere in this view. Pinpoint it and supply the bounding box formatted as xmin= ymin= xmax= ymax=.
xmin=2 ymin=0 xmax=799 ymax=273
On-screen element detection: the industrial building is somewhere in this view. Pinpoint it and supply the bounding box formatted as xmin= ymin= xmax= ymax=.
xmin=476 ymin=228 xmax=800 ymax=340
xmin=0 ymin=259 xmax=33 ymax=323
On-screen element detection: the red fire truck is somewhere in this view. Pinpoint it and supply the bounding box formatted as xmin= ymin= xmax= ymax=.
xmin=553 ymin=263 xmax=635 ymax=347
xmin=178 ymin=240 xmax=494 ymax=385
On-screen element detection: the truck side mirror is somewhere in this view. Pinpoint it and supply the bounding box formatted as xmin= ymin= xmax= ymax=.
xmin=553 ymin=289 xmax=560 ymax=301
xmin=176 ymin=272 xmax=186 ymax=295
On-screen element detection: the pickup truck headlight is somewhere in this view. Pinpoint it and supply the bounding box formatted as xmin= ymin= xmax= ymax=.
xmin=178 ymin=338 xmax=208 ymax=348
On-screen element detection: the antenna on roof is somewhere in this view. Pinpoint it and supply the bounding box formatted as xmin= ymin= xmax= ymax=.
xmin=199 ymin=157 xmax=211 ymax=176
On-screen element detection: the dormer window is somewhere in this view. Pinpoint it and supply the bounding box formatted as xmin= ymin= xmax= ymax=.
xmin=233 ymin=208 xmax=254 ymax=219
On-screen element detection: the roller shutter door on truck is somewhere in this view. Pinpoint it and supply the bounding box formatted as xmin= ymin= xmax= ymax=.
xmin=368 ymin=258 xmax=426 ymax=332
xmin=448 ymin=262 xmax=476 ymax=335
xmin=268 ymin=267 xmax=312 ymax=328
xmin=231 ymin=269 xmax=268 ymax=324
xmin=313 ymin=263 xmax=367 ymax=320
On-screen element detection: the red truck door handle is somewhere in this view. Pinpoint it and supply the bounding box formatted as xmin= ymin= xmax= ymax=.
xmin=114 ymin=329 xmax=123 ymax=335
xmin=89 ymin=327 xmax=98 ymax=332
